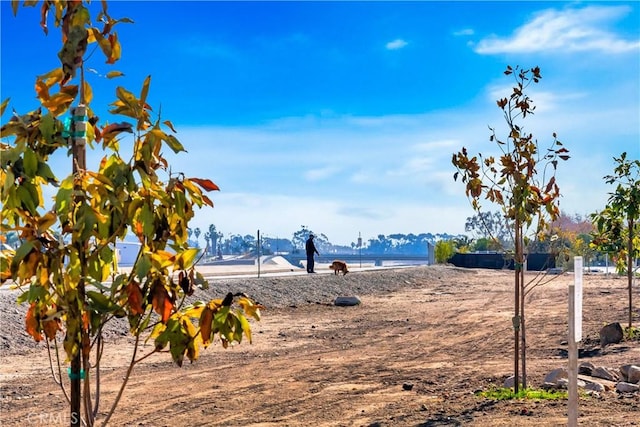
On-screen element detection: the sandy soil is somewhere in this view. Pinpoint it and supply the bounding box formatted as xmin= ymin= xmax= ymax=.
xmin=1 ymin=266 xmax=639 ymax=426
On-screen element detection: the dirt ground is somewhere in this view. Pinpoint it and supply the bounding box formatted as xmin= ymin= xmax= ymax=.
xmin=1 ymin=267 xmax=639 ymax=426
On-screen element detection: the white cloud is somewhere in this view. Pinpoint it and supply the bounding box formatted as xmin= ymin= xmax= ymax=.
xmin=305 ymin=166 xmax=341 ymax=181
xmin=385 ymin=38 xmax=408 ymax=50
xmin=475 ymin=6 xmax=640 ymax=54
xmin=453 ymin=28 xmax=474 ymax=36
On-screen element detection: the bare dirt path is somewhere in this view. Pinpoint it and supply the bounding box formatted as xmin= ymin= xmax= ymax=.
xmin=1 ymin=267 xmax=639 ymax=426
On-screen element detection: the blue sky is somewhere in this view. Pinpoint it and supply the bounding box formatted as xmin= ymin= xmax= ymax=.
xmin=2 ymin=1 xmax=639 ymax=246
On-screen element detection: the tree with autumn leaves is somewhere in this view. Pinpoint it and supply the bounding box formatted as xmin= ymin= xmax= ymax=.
xmin=0 ymin=2 xmax=261 ymax=426
xmin=452 ymin=65 xmax=569 ymax=393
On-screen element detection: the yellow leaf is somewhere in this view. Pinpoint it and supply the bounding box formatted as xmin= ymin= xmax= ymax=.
xmin=151 ymin=250 xmax=176 ymax=269
xmin=106 ymin=70 xmax=124 ymax=79
xmin=36 ymin=211 xmax=58 ymax=233
xmin=237 ymin=296 xmax=264 ymax=321
xmin=44 ymin=91 xmax=76 ymax=117
xmin=0 ymin=98 xmax=8 ymax=116
xmin=82 ymin=80 xmax=93 ymax=104
xmin=182 ymin=302 xmax=204 ymax=319
xmin=140 ymin=75 xmax=151 ymax=106
xmin=237 ymin=313 xmax=252 ymax=343
xmin=174 ymin=248 xmax=199 ymax=270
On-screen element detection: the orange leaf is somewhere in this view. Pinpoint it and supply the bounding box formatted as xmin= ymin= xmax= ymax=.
xmin=100 ymin=122 xmax=133 ymax=141
xmin=107 ymin=33 xmax=121 ymax=64
xmin=26 ymin=303 xmax=43 ymax=342
xmin=199 ymin=306 xmax=213 ymax=346
xmin=201 ymin=194 xmax=214 ymax=207
xmin=163 ymin=120 xmax=177 ymax=133
xmin=42 ymin=319 xmax=61 ymax=340
xmin=190 ymin=178 xmax=220 ymax=192
xmin=151 ymin=283 xmax=173 ymax=323
xmin=127 ymin=282 xmax=144 ymax=315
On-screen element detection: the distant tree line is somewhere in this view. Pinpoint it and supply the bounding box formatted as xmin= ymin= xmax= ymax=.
xmin=183 ymin=224 xmax=460 ymax=257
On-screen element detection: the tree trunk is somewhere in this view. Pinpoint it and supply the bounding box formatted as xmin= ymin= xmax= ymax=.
xmin=520 ymin=263 xmax=527 ymax=390
xmin=70 ymin=328 xmax=82 ymax=427
xmin=70 ymin=104 xmax=87 ymax=427
xmin=513 ymin=222 xmax=521 ymax=394
xmin=628 ymin=218 xmax=635 ymax=330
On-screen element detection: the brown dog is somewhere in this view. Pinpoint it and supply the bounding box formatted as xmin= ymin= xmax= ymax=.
xmin=329 ymin=260 xmax=349 ymax=275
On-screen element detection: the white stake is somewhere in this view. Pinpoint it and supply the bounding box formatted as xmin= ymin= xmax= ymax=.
xmin=568 ymin=256 xmax=583 ymax=427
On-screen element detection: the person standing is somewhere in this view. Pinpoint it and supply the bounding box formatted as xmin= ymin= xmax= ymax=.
xmin=305 ymin=234 xmax=320 ymax=273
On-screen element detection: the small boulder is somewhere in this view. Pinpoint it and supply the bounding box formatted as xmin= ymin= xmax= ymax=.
xmin=503 ymin=375 xmax=520 ymax=389
xmin=620 ymin=365 xmax=640 ymax=384
xmin=616 ymin=382 xmax=640 ymax=393
xmin=579 ymin=361 xmax=595 ymax=375
xmin=544 ymin=368 xmax=568 ymax=384
xmin=592 ymin=366 xmax=620 ymax=382
xmin=584 ymin=382 xmax=605 ymax=393
xmin=599 ymin=322 xmax=623 ymax=348
xmin=334 ymin=296 xmax=361 ymax=306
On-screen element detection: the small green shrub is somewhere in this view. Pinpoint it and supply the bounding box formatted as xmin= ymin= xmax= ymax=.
xmin=477 ymin=386 xmax=567 ymax=401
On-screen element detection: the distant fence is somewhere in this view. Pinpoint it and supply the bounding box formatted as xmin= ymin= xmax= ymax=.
xmin=448 ymin=253 xmax=556 ymax=271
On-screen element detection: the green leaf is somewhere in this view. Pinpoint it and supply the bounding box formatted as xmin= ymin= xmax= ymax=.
xmin=55 ymin=177 xmax=74 ymax=216
xmin=23 ymin=149 xmax=38 ymax=178
xmin=141 ymin=203 xmax=154 ymax=238
xmin=39 ymin=113 xmax=55 ymax=143
xmin=87 ymin=290 xmax=118 ymax=314
xmin=16 ymin=285 xmax=47 ymax=305
xmin=135 ymin=254 xmax=152 ymax=280
xmin=3 ymin=169 xmax=15 ymax=195
xmin=37 ymin=161 xmax=57 ymax=184
xmin=163 ymin=133 xmax=185 ymax=153
xmin=16 ymin=185 xmax=38 ymax=214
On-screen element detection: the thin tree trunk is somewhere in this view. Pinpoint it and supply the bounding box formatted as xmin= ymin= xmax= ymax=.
xmin=71 ymin=102 xmax=88 ymax=427
xmin=628 ymin=218 xmax=634 ymax=330
xmin=513 ymin=222 xmax=521 ymax=394
xmin=520 ymin=263 xmax=527 ymax=390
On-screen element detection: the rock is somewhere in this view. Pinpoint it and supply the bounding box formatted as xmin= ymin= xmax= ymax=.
xmin=556 ymin=378 xmax=586 ymax=389
xmin=578 ymin=374 xmax=616 ymax=392
xmin=592 ymin=366 xmax=620 ymax=382
xmin=584 ymin=382 xmax=605 ymax=393
xmin=334 ymin=296 xmax=361 ymax=306
xmin=544 ymin=368 xmax=568 ymax=384
xmin=628 ymin=366 xmax=640 ymax=384
xmin=578 ymin=361 xmax=595 ymax=375
xmin=599 ymin=322 xmax=623 ymax=348
xmin=616 ymin=382 xmax=640 ymax=393
xmin=503 ymin=375 xmax=520 ymax=389
xmin=402 ymin=382 xmax=414 ymax=391
xmin=620 ymin=365 xmax=640 ymax=384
